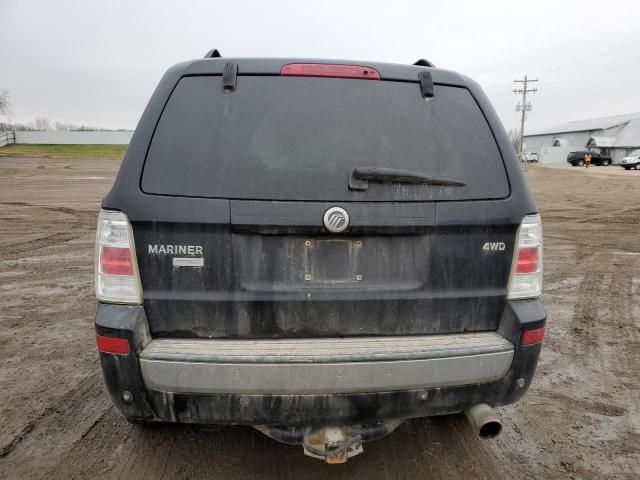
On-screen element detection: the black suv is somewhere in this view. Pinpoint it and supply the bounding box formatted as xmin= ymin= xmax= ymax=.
xmin=95 ymin=54 xmax=546 ymax=462
xmin=567 ymin=150 xmax=612 ymax=166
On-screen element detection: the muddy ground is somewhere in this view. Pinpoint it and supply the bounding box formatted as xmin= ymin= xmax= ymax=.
xmin=0 ymin=158 xmax=638 ymax=479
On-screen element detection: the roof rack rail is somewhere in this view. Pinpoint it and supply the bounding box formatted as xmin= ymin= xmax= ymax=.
xmin=414 ymin=59 xmax=435 ymax=68
xmin=204 ymin=49 xmax=222 ymax=58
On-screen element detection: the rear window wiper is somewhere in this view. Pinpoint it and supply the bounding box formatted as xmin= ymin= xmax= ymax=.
xmin=349 ymin=167 xmax=466 ymax=191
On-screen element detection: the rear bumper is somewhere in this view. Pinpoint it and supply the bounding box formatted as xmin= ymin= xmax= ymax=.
xmin=139 ymin=334 xmax=514 ymax=395
xmin=95 ymin=300 xmax=545 ymax=426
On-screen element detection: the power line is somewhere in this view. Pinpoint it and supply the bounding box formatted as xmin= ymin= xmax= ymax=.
xmin=541 ymin=56 xmax=640 ymax=86
xmin=513 ymin=75 xmax=538 ymax=159
xmin=535 ymin=38 xmax=640 ymax=75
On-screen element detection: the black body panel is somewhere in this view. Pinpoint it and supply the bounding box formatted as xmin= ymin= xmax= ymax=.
xmin=132 ymin=197 xmax=517 ymax=338
xmin=135 ymin=223 xmax=516 ymax=338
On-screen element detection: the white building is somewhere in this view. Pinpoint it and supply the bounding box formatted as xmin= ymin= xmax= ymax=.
xmin=523 ymin=112 xmax=640 ymax=164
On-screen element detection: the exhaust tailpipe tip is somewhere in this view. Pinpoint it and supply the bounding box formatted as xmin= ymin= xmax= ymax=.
xmin=464 ymin=403 xmax=502 ymax=439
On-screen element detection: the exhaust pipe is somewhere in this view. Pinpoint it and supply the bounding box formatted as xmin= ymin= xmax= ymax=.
xmin=464 ymin=403 xmax=502 ymax=439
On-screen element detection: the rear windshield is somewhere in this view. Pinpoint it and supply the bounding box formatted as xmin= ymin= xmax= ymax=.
xmin=142 ymin=76 xmax=509 ymax=201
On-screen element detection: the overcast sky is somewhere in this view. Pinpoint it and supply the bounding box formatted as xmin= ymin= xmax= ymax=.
xmin=2 ymin=0 xmax=640 ymax=133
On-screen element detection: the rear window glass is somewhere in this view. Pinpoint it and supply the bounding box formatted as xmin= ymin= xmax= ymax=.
xmin=142 ymin=76 xmax=509 ymax=201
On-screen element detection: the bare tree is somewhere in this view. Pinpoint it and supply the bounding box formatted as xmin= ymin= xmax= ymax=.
xmin=0 ymin=90 xmax=12 ymax=119
xmin=54 ymin=121 xmax=103 ymax=131
xmin=508 ymin=128 xmax=520 ymax=153
xmin=34 ymin=116 xmax=51 ymax=131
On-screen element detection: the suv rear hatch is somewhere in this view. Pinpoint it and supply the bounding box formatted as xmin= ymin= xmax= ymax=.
xmin=134 ymin=68 xmax=515 ymax=339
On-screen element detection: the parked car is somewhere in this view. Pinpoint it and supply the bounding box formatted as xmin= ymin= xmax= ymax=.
xmin=567 ymin=150 xmax=612 ymax=166
xmin=521 ymin=152 xmax=539 ymax=163
xmin=94 ymin=53 xmax=546 ymax=463
xmin=620 ymin=149 xmax=640 ymax=170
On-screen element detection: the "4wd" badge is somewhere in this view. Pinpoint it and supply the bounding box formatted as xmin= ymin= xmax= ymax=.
xmin=483 ymin=242 xmax=506 ymax=251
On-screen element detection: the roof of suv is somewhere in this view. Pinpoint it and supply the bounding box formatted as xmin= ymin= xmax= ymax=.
xmin=165 ymin=57 xmax=471 ymax=87
xmin=103 ymin=55 xmax=536 ymax=216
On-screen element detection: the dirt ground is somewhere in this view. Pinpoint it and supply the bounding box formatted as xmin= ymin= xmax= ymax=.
xmin=0 ymin=158 xmax=638 ymax=479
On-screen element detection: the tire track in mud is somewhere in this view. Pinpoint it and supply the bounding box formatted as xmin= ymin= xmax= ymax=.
xmin=570 ymin=250 xmax=640 ymax=378
xmin=606 ymin=262 xmax=640 ymax=374
xmin=544 ymin=234 xmax=640 ymax=253
xmin=556 ymin=249 xmax=640 ymax=475
xmin=0 ymin=168 xmax=19 ymax=178
xmin=574 ymin=205 xmax=640 ymax=225
xmin=0 ymin=374 xmax=109 ymax=477
xmin=569 ymin=254 xmax=606 ymax=362
xmin=0 ymin=202 xmax=95 ymax=260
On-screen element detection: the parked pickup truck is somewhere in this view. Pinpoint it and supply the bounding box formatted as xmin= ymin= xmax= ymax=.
xmin=567 ymin=150 xmax=612 ymax=166
xmin=94 ymin=53 xmax=546 ymax=463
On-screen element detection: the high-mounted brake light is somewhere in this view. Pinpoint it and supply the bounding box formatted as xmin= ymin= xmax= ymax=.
xmin=280 ymin=63 xmax=381 ymax=80
xmin=96 ymin=334 xmax=130 ymax=354
xmin=508 ymin=214 xmax=543 ymax=299
xmin=95 ymin=210 xmax=142 ymax=304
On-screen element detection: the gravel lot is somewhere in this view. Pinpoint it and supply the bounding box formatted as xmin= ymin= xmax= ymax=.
xmin=0 ymin=158 xmax=638 ymax=479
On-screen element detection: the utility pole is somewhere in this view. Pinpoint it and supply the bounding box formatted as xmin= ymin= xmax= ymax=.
xmin=513 ymin=75 xmax=538 ymax=160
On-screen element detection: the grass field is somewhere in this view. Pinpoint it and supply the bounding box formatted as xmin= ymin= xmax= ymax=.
xmin=0 ymin=144 xmax=127 ymax=160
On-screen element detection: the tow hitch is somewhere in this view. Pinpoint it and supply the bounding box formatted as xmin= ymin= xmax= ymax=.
xmin=302 ymin=426 xmax=363 ymax=463
xmin=254 ymin=420 xmax=402 ymax=463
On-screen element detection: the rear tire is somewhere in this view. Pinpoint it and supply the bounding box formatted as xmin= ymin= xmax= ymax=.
xmin=602 ymin=159 xmax=610 ymax=166
xmin=577 ymin=159 xmax=585 ymax=166
xmin=625 ymin=167 xmax=631 ymax=170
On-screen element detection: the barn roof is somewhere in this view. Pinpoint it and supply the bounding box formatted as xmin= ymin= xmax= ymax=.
xmin=613 ymin=118 xmax=640 ymax=147
xmin=586 ymin=136 xmax=616 ymax=147
xmin=526 ymin=112 xmax=640 ymax=136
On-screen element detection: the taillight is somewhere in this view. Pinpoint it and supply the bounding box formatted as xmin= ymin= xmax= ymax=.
xmin=508 ymin=214 xmax=543 ymax=299
xmin=96 ymin=334 xmax=130 ymax=354
xmin=280 ymin=63 xmax=381 ymax=80
xmin=515 ymin=247 xmax=538 ymax=274
xmin=100 ymin=246 xmax=134 ymax=276
xmin=521 ymin=327 xmax=545 ymax=345
xmin=95 ymin=210 xmax=142 ymax=304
